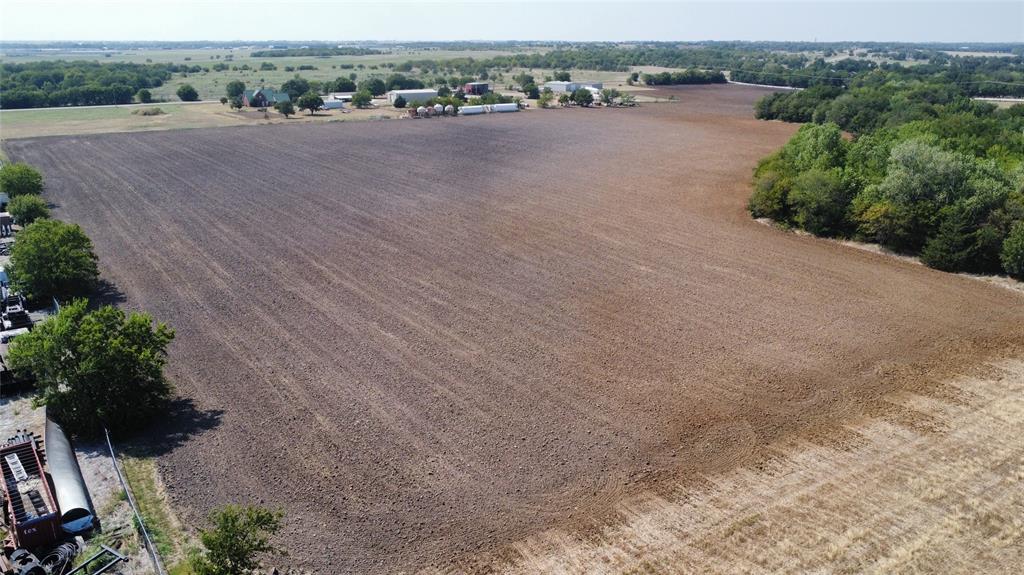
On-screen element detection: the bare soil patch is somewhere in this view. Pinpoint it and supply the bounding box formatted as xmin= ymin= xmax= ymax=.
xmin=5 ymin=85 xmax=1023 ymax=573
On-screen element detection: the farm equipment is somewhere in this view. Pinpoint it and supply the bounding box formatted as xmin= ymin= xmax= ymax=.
xmin=1 ymin=293 xmax=32 ymax=331
xmin=1 ymin=422 xmax=101 ymax=575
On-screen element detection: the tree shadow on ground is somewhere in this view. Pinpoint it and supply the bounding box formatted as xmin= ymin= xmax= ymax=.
xmin=92 ymin=278 xmax=127 ymax=307
xmin=122 ymin=397 xmax=224 ymax=457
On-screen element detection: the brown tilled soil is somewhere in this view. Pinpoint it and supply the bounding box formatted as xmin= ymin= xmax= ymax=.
xmin=6 ymin=85 xmax=1024 ymax=573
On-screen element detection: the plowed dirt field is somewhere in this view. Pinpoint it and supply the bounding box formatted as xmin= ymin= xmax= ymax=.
xmin=6 ymin=85 xmax=1024 ymax=573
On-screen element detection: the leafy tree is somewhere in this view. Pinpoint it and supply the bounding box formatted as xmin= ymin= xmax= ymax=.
xmin=600 ymin=88 xmax=620 ymax=105
xmin=297 ymin=91 xmax=324 ymax=115
xmin=274 ymin=100 xmax=295 ymax=117
xmin=9 ymin=219 xmax=99 ymax=302
xmin=393 ymin=95 xmax=407 ymax=109
xmin=1001 ymin=220 xmax=1024 ymax=278
xmin=176 ymin=84 xmax=199 ymax=101
xmin=330 ymin=77 xmax=357 ymax=92
xmin=619 ymin=93 xmax=637 ymax=107
xmin=787 ymin=168 xmax=850 ymax=236
xmin=571 ymin=88 xmax=594 ymax=107
xmin=359 ymin=78 xmax=386 ymax=96
xmin=280 ymin=76 xmax=310 ymax=100
xmin=189 ymin=505 xmax=282 ymax=575
xmin=8 ymin=299 xmax=174 ymax=436
xmin=219 ymin=96 xmax=228 ymax=105
xmin=229 ymin=96 xmax=244 ymax=111
xmin=8 ymin=195 xmax=49 ymax=226
xmin=226 ymin=80 xmax=246 ymax=98
xmin=557 ymin=93 xmax=571 ymax=106
xmin=0 ymin=162 xmax=43 ymax=198
xmin=537 ymin=92 xmax=555 ymax=108
xmin=554 ymin=71 xmax=571 ymax=82
xmin=523 ymin=83 xmax=540 ymax=99
xmin=136 ymin=88 xmax=152 ymax=103
xmin=351 ymin=90 xmax=373 ymax=108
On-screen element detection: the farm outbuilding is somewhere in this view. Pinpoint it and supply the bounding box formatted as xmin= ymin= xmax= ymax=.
xmin=464 ymin=82 xmax=490 ymax=95
xmin=543 ymin=81 xmax=604 ymax=93
xmin=242 ymin=88 xmax=290 ymax=108
xmin=387 ymin=89 xmax=438 ymax=105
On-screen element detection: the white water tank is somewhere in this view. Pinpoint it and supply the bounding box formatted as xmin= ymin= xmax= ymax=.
xmin=459 ymin=105 xmax=486 ymax=115
xmin=491 ymin=103 xmax=519 ymax=113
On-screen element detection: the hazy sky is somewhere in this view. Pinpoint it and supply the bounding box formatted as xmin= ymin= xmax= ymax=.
xmin=0 ymin=1 xmax=1020 ymax=43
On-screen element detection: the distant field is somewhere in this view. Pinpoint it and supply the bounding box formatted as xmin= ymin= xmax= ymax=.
xmin=0 ymin=101 xmax=406 ymax=140
xmin=0 ymin=47 xmax=548 ymax=101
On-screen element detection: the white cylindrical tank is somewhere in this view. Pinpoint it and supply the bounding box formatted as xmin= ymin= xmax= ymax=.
xmin=491 ymin=103 xmax=519 ymax=113
xmin=444 ymin=104 xmax=455 ymax=115
xmin=434 ymin=104 xmax=444 ymax=114
xmin=416 ymin=106 xmax=427 ymax=117
xmin=459 ymin=105 xmax=486 ymax=115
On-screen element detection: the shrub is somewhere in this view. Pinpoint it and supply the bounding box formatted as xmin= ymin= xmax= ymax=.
xmin=9 ymin=219 xmax=99 ymax=302
xmin=571 ymin=88 xmax=594 ymax=107
xmin=136 ymin=88 xmax=152 ymax=103
xmin=1001 ymin=220 xmax=1024 ymax=278
xmin=274 ymin=100 xmax=295 ymax=117
xmin=351 ymin=90 xmax=373 ymax=108
xmin=176 ymin=84 xmax=199 ymax=101
xmin=393 ymin=95 xmax=407 ymax=109
xmin=225 ymin=80 xmax=246 ymax=98
xmin=131 ymin=107 xmax=165 ymax=116
xmin=0 ymin=162 xmax=43 ymax=198
xmin=189 ymin=505 xmax=282 ymax=575
xmin=8 ymin=194 xmax=49 ymax=225
xmin=8 ymin=299 xmax=175 ymax=436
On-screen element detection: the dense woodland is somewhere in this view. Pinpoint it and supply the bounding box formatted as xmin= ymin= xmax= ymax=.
xmin=749 ymin=80 xmax=1024 ymax=278
xmin=0 ymin=60 xmax=194 ymax=107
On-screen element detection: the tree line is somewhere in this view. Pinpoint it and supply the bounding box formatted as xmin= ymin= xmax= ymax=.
xmin=748 ymin=80 xmax=1024 ymax=278
xmin=0 ymin=60 xmax=195 ymax=108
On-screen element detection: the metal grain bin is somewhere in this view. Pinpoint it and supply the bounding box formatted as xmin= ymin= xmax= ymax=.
xmin=45 ymin=418 xmax=97 ymax=534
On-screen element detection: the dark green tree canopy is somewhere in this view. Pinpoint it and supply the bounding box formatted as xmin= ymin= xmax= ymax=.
xmin=225 ymin=79 xmax=246 ymax=98
xmin=8 ymin=299 xmax=175 ymax=436
xmin=176 ymin=83 xmax=199 ymax=101
xmin=9 ymin=219 xmax=99 ymax=302
xmin=8 ymin=195 xmax=49 ymax=226
xmin=274 ymin=100 xmax=295 ymax=117
xmin=296 ymin=91 xmax=324 ymax=115
xmin=571 ymin=88 xmax=593 ymax=107
xmin=351 ymin=90 xmax=373 ymax=108
xmin=359 ymin=78 xmax=386 ymax=96
xmin=280 ymin=75 xmax=310 ymax=100
xmin=0 ymin=162 xmax=44 ymax=198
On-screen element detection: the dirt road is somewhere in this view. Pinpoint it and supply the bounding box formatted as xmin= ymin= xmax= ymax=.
xmin=6 ymin=85 xmax=1023 ymax=572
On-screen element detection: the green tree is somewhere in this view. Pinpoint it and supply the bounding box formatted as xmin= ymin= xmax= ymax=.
xmin=274 ymin=100 xmax=295 ymax=117
xmin=280 ymin=76 xmax=310 ymax=100
xmin=557 ymin=93 xmax=571 ymax=106
xmin=537 ymin=92 xmax=555 ymax=108
xmin=787 ymin=168 xmax=850 ymax=236
xmin=226 ymin=80 xmax=246 ymax=98
xmin=1001 ymin=220 xmax=1024 ymax=278
xmin=554 ymin=71 xmax=571 ymax=82
xmin=9 ymin=219 xmax=99 ymax=302
xmin=229 ymin=96 xmax=244 ymax=111
xmin=136 ymin=88 xmax=152 ymax=103
xmin=8 ymin=299 xmax=175 ymax=436
xmin=330 ymin=77 xmax=357 ymax=92
xmin=189 ymin=505 xmax=283 ymax=575
xmin=619 ymin=93 xmax=637 ymax=107
xmin=523 ymin=83 xmax=540 ymax=99
xmin=571 ymin=88 xmax=594 ymax=107
xmin=393 ymin=94 xmax=407 ymax=109
xmin=176 ymin=84 xmax=199 ymax=102
xmin=297 ymin=91 xmax=324 ymax=115
xmin=219 ymin=96 xmax=228 ymax=105
xmin=359 ymin=77 xmax=386 ymax=96
xmin=8 ymin=195 xmax=49 ymax=226
xmin=351 ymin=90 xmax=373 ymax=108
xmin=0 ymin=162 xmax=44 ymax=198
xmin=600 ymin=88 xmax=621 ymax=105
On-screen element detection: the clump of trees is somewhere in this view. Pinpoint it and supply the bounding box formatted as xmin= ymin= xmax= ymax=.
xmin=640 ymin=69 xmax=727 ymax=85
xmin=176 ymin=84 xmax=199 ymax=101
xmin=189 ymin=505 xmax=282 ymax=575
xmin=0 ymin=162 xmax=44 ymax=197
xmin=358 ymin=78 xmax=386 ymax=96
xmin=749 ymin=92 xmax=1024 ymax=278
xmin=8 ymin=195 xmax=49 ymax=225
xmin=9 ymin=219 xmax=99 ymax=301
xmin=225 ymin=80 xmax=246 ymax=99
xmin=351 ymin=90 xmax=373 ymax=108
xmin=274 ymin=100 xmax=295 ymax=117
xmin=8 ymin=299 xmax=175 ymax=436
xmin=296 ymin=91 xmax=324 ymax=115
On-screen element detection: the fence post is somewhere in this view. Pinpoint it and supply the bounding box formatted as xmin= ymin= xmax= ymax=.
xmin=104 ymin=428 xmax=166 ymax=575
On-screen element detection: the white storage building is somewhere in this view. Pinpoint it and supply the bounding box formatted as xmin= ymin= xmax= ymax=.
xmin=387 ymin=89 xmax=438 ymax=105
xmin=543 ymin=81 xmax=604 ymax=93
